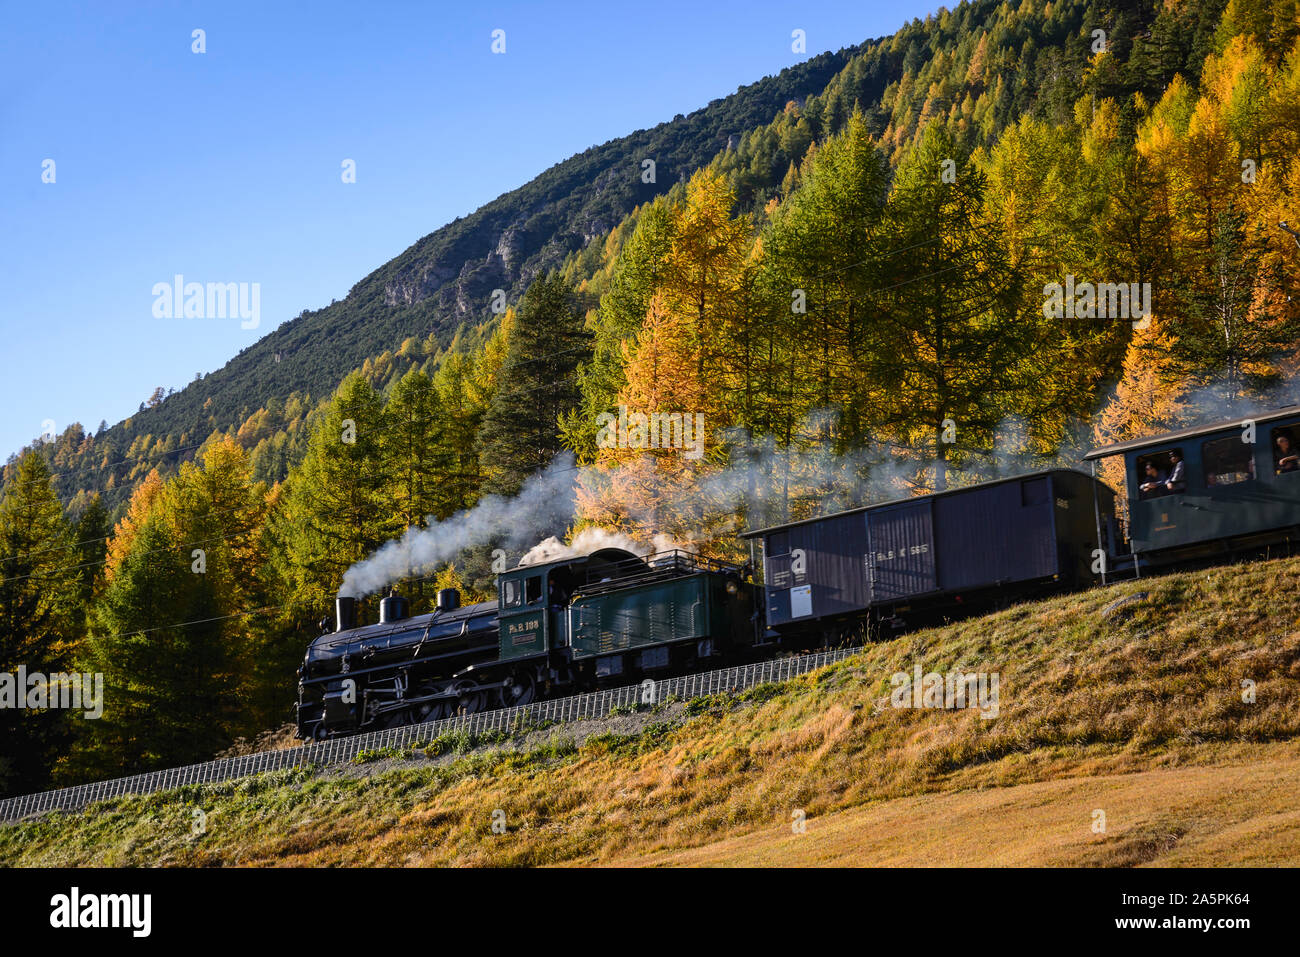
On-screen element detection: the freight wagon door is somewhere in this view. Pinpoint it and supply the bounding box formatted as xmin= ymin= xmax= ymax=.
xmin=866 ymin=499 xmax=936 ymax=603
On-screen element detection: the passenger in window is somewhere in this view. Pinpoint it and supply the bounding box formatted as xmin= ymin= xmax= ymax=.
xmin=1139 ymin=461 xmax=1167 ymax=497
xmin=1276 ymin=434 xmax=1299 ymax=473
xmin=1165 ymin=449 xmax=1186 ymax=493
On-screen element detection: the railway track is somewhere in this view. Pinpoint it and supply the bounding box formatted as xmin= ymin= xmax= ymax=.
xmin=0 ymin=645 xmax=861 ymax=824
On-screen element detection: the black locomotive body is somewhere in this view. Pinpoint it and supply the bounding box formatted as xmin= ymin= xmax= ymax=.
xmin=297 ymin=589 xmax=501 ymax=740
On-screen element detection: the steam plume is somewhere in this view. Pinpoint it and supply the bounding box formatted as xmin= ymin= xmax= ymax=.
xmin=338 ymin=455 xmax=578 ymax=598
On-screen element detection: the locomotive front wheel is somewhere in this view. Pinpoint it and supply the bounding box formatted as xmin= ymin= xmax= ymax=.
xmin=500 ymin=670 xmax=536 ymax=708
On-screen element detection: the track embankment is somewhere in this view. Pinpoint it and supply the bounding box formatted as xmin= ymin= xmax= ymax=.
xmin=3 ymin=553 xmax=1298 ymax=867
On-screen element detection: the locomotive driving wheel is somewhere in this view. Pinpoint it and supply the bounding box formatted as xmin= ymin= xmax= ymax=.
xmin=500 ymin=669 xmax=537 ymax=708
xmin=417 ymin=682 xmax=451 ymax=723
xmin=421 ymin=699 xmax=450 ymax=722
xmin=453 ymin=679 xmax=487 ymax=715
xmin=380 ymin=708 xmax=415 ymax=729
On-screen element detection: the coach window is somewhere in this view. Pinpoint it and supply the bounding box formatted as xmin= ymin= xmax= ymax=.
xmin=1272 ymin=427 xmax=1300 ymax=475
xmin=1136 ymin=449 xmax=1181 ymax=498
xmin=525 ymin=575 xmax=543 ymax=605
xmin=502 ymin=579 xmax=523 ymax=609
xmin=1202 ymin=436 xmax=1255 ymax=487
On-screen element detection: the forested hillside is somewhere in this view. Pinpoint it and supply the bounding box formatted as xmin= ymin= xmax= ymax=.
xmin=7 ymin=0 xmax=1239 ymax=516
xmin=10 ymin=44 xmax=867 ymax=516
xmin=3 ymin=0 xmax=1299 ymax=798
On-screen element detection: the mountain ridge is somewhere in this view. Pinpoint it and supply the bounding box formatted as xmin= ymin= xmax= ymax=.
xmin=86 ymin=47 xmax=867 ymax=482
xmin=9 ymin=0 xmax=1227 ymax=511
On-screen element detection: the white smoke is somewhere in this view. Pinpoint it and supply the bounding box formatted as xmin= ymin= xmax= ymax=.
xmin=1092 ymin=370 xmax=1300 ymax=451
xmin=518 ymin=527 xmax=692 ymax=566
xmin=346 ymin=393 xmax=1257 ymax=598
xmin=338 ymin=454 xmax=579 ymax=598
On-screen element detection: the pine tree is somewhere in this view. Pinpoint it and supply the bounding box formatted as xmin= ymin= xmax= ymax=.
xmin=477 ymin=273 xmax=591 ymax=496
xmin=273 ymin=373 xmax=398 ymax=611
xmin=0 ymin=453 xmax=77 ymax=795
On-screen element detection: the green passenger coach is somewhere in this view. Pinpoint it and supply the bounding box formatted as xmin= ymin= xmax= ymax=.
xmin=1084 ymin=406 xmax=1300 ymax=563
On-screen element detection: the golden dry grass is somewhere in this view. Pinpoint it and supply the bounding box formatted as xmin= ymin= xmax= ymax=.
xmin=629 ymin=741 xmax=1300 ymax=866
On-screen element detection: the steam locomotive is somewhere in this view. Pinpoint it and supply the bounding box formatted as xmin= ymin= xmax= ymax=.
xmin=295 ymin=407 xmax=1300 ymax=739
xmin=296 ymin=549 xmax=758 ymax=739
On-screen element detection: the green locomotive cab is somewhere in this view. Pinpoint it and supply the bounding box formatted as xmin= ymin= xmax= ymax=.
xmin=495 ymin=548 xmax=757 ymax=685
xmin=497 ymin=569 xmax=549 ymax=659
xmin=495 ymin=547 xmax=642 ymax=663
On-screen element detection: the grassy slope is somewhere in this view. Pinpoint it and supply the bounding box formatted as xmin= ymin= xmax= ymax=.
xmin=4 ymin=553 xmax=1299 ymax=867
xmin=636 ymin=743 xmax=1300 ymax=866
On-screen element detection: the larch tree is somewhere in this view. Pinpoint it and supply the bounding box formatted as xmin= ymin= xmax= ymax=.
xmin=871 ymin=123 xmax=1037 ymax=490
xmin=761 ymin=112 xmax=892 ymax=448
xmin=272 ymin=372 xmax=397 ymax=613
xmin=564 ymin=198 xmax=678 ymax=460
xmin=383 ymin=367 xmax=448 ymax=529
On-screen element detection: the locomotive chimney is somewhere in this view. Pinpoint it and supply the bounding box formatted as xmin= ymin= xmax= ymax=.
xmin=378 ymin=588 xmax=409 ymax=624
xmin=335 ymin=595 xmax=357 ymax=633
xmin=436 ymin=588 xmax=460 ymax=612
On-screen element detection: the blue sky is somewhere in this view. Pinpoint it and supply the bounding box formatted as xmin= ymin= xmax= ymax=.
xmin=0 ymin=0 xmax=941 ymax=462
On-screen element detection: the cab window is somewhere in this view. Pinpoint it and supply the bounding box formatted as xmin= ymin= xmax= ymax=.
xmin=525 ymin=575 xmax=543 ymax=605
xmin=1272 ymin=426 xmax=1299 ymax=476
xmin=502 ymin=579 xmax=522 ymax=608
xmin=1202 ymin=436 xmax=1255 ymax=487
